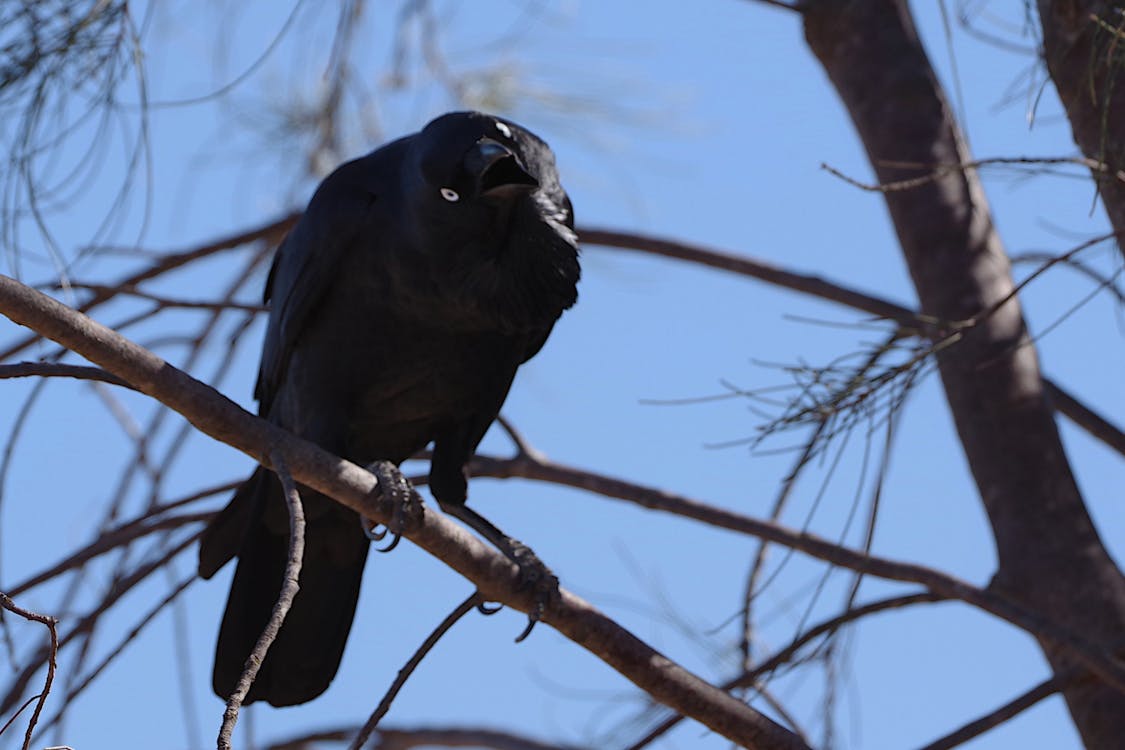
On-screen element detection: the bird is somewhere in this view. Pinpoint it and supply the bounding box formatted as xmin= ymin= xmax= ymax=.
xmin=197 ymin=111 xmax=580 ymax=707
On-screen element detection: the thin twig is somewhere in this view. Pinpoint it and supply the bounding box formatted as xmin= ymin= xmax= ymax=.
xmin=821 ymin=156 xmax=1125 ymax=193
xmin=0 ymin=532 xmax=201 ymax=716
xmin=0 ymin=593 xmax=58 ymax=750
xmin=0 ymin=211 xmax=297 ymax=362
xmin=0 ymin=362 xmax=133 ymax=388
xmin=577 ymin=227 xmax=1125 ymax=457
xmin=7 ymin=512 xmax=212 ymax=598
xmin=625 ymin=592 xmax=944 ymax=750
xmin=48 ymin=282 xmax=266 ymax=313
xmin=265 ymin=723 xmax=586 ymax=750
xmin=915 ymin=675 xmax=1064 ymax=750
xmin=32 ymin=573 xmax=197 ymax=740
xmin=1044 ymin=379 xmax=1125 ymax=457
xmin=217 ymin=449 xmax=306 ymax=750
xmin=348 ymin=592 xmax=484 ymax=750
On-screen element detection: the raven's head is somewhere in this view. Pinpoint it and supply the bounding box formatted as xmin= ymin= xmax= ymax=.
xmin=402 ymin=111 xmax=579 ymax=329
xmin=410 ymin=111 xmax=545 ymax=208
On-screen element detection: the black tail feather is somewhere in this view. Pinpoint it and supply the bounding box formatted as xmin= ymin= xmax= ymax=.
xmin=201 ymin=467 xmax=370 ymax=707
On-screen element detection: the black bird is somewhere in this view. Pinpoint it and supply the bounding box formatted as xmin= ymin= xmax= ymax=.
xmin=198 ymin=111 xmax=580 ymax=707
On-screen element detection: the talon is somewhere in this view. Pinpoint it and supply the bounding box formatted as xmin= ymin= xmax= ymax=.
xmin=376 ymin=532 xmax=402 ymax=553
xmin=477 ymin=601 xmax=503 ymax=616
xmin=506 ymin=541 xmax=557 ymax=642
xmin=364 ymin=460 xmax=422 ymax=552
xmin=361 ymin=517 xmax=388 ymax=541
xmin=514 ymin=613 xmax=538 ymax=643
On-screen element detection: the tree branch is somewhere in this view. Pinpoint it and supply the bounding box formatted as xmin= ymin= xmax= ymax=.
xmin=577 ymin=227 xmax=1125 ymax=459
xmin=466 ymin=452 xmax=1125 ymax=694
xmin=625 ymin=592 xmax=945 ymax=750
xmin=349 ymin=592 xmax=484 ymax=750
xmin=0 ymin=275 xmax=807 ymax=749
xmin=0 ymin=594 xmax=57 ymax=750
xmin=0 ymin=362 xmax=133 ymax=389
xmin=916 ymin=675 xmax=1064 ymax=750
xmin=218 ymin=449 xmax=306 ymax=750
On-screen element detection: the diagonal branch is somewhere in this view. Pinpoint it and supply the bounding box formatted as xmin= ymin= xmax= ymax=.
xmin=466 ymin=451 xmax=1125 ymax=695
xmin=0 ymin=275 xmax=807 ymax=750
xmin=915 ymin=675 xmax=1064 ymax=750
xmin=349 ymin=592 xmax=484 ymax=750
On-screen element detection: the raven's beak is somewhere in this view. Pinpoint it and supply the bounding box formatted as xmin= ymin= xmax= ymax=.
xmin=465 ymin=138 xmax=538 ymax=196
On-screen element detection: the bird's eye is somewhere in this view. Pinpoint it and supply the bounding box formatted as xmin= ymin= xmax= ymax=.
xmin=440 ymin=187 xmax=460 ymax=202
xmin=495 ymin=121 xmax=512 ymax=138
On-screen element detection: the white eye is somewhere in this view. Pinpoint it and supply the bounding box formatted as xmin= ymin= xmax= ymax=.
xmin=495 ymin=121 xmax=512 ymax=138
xmin=440 ymin=187 xmax=460 ymax=202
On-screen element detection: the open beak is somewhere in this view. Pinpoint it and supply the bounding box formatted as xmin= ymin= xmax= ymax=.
xmin=465 ymin=138 xmax=538 ymax=196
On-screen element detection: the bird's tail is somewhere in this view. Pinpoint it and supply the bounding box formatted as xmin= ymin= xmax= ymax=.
xmin=198 ymin=466 xmax=370 ymax=706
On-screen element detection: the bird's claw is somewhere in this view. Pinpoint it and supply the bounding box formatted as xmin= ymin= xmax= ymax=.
xmin=506 ymin=539 xmax=558 ymax=642
xmin=360 ymin=460 xmax=422 ymax=552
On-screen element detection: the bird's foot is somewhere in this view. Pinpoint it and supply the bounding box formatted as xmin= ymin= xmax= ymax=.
xmin=361 ymin=460 xmax=422 ymax=552
xmin=505 ymin=538 xmax=559 ymax=642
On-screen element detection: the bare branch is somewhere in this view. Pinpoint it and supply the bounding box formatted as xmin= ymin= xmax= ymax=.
xmin=0 ymin=212 xmax=297 ymax=362
xmin=578 ymin=227 xmax=920 ymax=326
xmin=7 ymin=511 xmax=212 ymax=598
xmin=578 ymin=226 xmax=1125 ymax=458
xmin=626 ymin=592 xmax=944 ymax=750
xmin=466 ymin=451 xmax=1125 ymax=693
xmin=0 ymin=362 xmax=132 ymax=389
xmin=32 ymin=574 xmax=198 ymax=741
xmin=0 ymin=257 xmax=807 ymax=750
xmin=48 ymin=283 xmax=266 ymax=313
xmin=349 ymin=592 xmax=484 ymax=750
xmin=821 ymin=155 xmax=1125 ymax=193
xmin=264 ymin=724 xmax=587 ymax=750
xmin=915 ymin=675 xmax=1064 ymax=750
xmin=218 ymin=449 xmax=306 ymax=750
xmin=1044 ymin=378 xmax=1125 ymax=457
xmin=0 ymin=593 xmax=58 ymax=750
xmin=0 ymin=532 xmax=200 ymax=717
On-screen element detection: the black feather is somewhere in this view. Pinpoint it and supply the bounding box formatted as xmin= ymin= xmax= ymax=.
xmin=197 ymin=111 xmax=579 ymax=706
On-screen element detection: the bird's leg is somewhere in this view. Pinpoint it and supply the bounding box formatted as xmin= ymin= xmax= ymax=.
xmin=438 ymin=500 xmax=558 ymax=641
xmin=430 ymin=448 xmax=558 ymax=640
xmin=361 ymin=459 xmax=421 ymax=553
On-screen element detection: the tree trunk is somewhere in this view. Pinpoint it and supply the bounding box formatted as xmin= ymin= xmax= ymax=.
xmin=801 ymin=1 xmax=1125 ymax=747
xmin=1039 ymin=0 xmax=1125 ymax=257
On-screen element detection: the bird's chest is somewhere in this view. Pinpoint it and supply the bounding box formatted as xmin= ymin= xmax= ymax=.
xmin=284 ymin=283 xmax=524 ymax=454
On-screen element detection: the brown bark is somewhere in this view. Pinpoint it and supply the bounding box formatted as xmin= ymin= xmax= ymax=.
xmin=1039 ymin=0 xmax=1125 ymax=256
xmin=802 ymin=1 xmax=1125 ymax=747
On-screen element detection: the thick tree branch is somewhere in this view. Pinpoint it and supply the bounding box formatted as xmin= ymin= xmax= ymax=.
xmin=0 ymin=275 xmax=806 ymax=750
xmin=1039 ymin=1 xmax=1125 ymax=259
xmin=803 ymin=2 xmax=1125 ymax=745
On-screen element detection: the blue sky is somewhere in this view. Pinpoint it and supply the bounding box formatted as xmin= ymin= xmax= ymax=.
xmin=1 ymin=2 xmax=1122 ymax=748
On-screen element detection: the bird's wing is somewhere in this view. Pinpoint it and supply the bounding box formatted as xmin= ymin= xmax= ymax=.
xmin=255 ymin=148 xmax=402 ymax=411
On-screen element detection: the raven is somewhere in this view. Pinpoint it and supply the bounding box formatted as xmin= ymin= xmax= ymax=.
xmin=198 ymin=111 xmax=580 ymax=707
